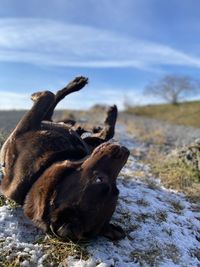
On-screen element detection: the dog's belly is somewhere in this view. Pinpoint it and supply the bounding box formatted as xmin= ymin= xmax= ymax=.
xmin=0 ymin=129 xmax=89 ymax=204
xmin=25 ymin=129 xmax=89 ymax=157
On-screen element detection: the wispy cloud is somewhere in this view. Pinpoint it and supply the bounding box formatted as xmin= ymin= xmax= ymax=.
xmin=0 ymin=18 xmax=200 ymax=70
xmin=0 ymin=86 xmax=160 ymax=110
xmin=0 ymin=91 xmax=30 ymax=109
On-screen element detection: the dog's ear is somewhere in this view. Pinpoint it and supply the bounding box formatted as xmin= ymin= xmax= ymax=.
xmin=50 ymin=205 xmax=83 ymax=240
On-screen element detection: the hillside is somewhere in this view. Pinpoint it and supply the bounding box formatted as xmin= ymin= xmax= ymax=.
xmin=125 ymin=101 xmax=200 ymax=128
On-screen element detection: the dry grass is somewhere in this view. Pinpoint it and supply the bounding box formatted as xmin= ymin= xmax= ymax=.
xmin=145 ymin=147 xmax=200 ymax=202
xmin=154 ymin=211 xmax=168 ymax=223
xmin=130 ymin=246 xmax=161 ymax=267
xmin=190 ymin=248 xmax=200 ymax=262
xmin=169 ymin=200 xmax=184 ymax=214
xmin=125 ymin=100 xmax=200 ymax=128
xmin=122 ymin=119 xmax=200 ymax=203
xmin=136 ymin=213 xmax=152 ymax=223
xmin=0 ymin=236 xmax=88 ymax=267
xmin=0 ymin=249 xmax=29 ymax=267
xmin=130 ymin=242 xmax=180 ymax=267
xmin=151 ymin=153 xmax=200 ymax=202
xmin=36 ymin=236 xmax=88 ymax=266
xmin=125 ymin=119 xmax=166 ymax=146
xmin=135 ymin=198 xmax=149 ymax=207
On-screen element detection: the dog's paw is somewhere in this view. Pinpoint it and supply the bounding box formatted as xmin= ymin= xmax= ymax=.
xmin=100 ymin=223 xmax=126 ymax=240
xmin=92 ymin=126 xmax=103 ymax=133
xmin=73 ymin=76 xmax=88 ymax=85
xmin=31 ymin=91 xmax=54 ymax=102
xmin=68 ymin=76 xmax=88 ymax=91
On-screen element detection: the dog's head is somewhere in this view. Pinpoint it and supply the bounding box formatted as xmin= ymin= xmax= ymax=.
xmin=49 ymin=143 xmax=129 ymax=241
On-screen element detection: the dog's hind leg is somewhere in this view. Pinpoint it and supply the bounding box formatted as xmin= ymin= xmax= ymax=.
xmin=83 ymin=105 xmax=118 ymax=148
xmin=43 ymin=76 xmax=88 ymax=121
xmin=96 ymin=105 xmax=117 ymax=140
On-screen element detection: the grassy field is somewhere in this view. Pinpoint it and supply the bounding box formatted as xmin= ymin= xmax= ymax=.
xmin=125 ymin=100 xmax=200 ymax=128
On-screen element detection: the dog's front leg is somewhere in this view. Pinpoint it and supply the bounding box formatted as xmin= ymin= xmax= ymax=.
xmin=12 ymin=91 xmax=55 ymax=136
xmin=43 ymin=76 xmax=88 ymax=121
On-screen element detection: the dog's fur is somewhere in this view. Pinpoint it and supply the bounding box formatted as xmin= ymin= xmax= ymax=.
xmin=0 ymin=77 xmax=129 ymax=240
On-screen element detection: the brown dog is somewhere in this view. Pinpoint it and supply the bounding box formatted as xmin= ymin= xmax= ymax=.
xmin=0 ymin=77 xmax=129 ymax=241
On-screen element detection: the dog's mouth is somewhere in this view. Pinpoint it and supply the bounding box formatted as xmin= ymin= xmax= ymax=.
xmin=92 ymin=142 xmax=129 ymax=159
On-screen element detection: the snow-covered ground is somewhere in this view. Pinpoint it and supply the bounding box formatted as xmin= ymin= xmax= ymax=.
xmin=0 ymin=130 xmax=199 ymax=267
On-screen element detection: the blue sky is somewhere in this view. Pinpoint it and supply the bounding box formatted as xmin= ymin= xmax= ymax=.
xmin=1 ymin=0 xmax=200 ymax=109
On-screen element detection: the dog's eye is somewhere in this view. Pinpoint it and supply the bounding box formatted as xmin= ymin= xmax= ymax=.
xmin=95 ymin=176 xmax=103 ymax=183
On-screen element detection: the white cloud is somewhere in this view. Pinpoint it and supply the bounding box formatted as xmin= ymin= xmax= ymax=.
xmin=0 ymin=92 xmax=30 ymax=109
xmin=0 ymin=18 xmax=200 ymax=70
xmin=0 ymin=87 xmax=159 ymax=110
